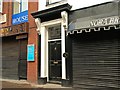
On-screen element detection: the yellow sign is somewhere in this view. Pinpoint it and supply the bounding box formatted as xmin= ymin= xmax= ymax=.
xmin=0 ymin=28 xmax=9 ymax=36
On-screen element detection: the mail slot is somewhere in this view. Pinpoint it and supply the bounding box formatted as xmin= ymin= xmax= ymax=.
xmin=53 ymin=61 xmax=58 ymax=64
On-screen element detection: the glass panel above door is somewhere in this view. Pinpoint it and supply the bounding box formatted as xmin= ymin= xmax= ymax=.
xmin=48 ymin=25 xmax=61 ymax=40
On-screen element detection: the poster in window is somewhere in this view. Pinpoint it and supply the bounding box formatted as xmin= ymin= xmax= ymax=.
xmin=27 ymin=44 xmax=35 ymax=61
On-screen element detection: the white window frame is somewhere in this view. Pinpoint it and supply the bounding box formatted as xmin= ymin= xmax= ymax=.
xmin=0 ymin=0 xmax=3 ymax=13
xmin=0 ymin=14 xmax=6 ymax=24
xmin=13 ymin=0 xmax=28 ymax=14
xmin=49 ymin=0 xmax=62 ymax=4
xmin=46 ymin=0 xmax=66 ymax=5
xmin=21 ymin=0 xmax=28 ymax=12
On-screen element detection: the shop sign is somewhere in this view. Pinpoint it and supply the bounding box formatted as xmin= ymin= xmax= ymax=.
xmin=0 ymin=27 xmax=9 ymax=36
xmin=0 ymin=22 xmax=28 ymax=37
xmin=27 ymin=44 xmax=35 ymax=61
xmin=12 ymin=10 xmax=28 ymax=25
xmin=90 ymin=16 xmax=120 ymax=27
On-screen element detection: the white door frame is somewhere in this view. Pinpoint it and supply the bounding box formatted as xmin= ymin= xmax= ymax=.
xmin=40 ymin=18 xmax=66 ymax=81
xmin=35 ymin=11 xmax=68 ymax=82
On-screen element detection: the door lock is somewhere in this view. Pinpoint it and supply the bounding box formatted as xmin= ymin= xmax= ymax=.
xmin=54 ymin=47 xmax=57 ymax=50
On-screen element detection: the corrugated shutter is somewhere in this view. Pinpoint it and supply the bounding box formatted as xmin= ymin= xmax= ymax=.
xmin=2 ymin=36 xmax=19 ymax=80
xmin=72 ymin=30 xmax=120 ymax=90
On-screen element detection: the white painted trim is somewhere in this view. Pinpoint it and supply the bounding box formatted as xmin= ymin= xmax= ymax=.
xmin=0 ymin=0 xmax=3 ymax=13
xmin=0 ymin=14 xmax=6 ymax=24
xmin=61 ymin=11 xmax=68 ymax=79
xmin=41 ymin=26 xmax=46 ymax=78
xmin=38 ymin=0 xmax=67 ymax=11
xmin=35 ymin=18 xmax=41 ymax=35
xmin=40 ymin=19 xmax=62 ymax=81
xmin=61 ymin=21 xmax=66 ymax=79
xmin=46 ymin=28 xmax=49 ymax=81
xmin=40 ymin=12 xmax=68 ymax=81
xmin=48 ymin=39 xmax=62 ymax=42
xmin=41 ymin=19 xmax=62 ymax=27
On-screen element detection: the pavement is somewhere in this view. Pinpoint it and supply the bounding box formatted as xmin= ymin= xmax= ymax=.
xmin=0 ymin=79 xmax=74 ymax=90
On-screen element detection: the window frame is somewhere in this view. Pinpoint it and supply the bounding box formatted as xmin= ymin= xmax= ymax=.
xmin=0 ymin=0 xmax=3 ymax=13
xmin=13 ymin=0 xmax=28 ymax=15
xmin=46 ymin=0 xmax=66 ymax=6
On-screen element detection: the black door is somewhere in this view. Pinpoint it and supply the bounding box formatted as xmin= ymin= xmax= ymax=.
xmin=49 ymin=40 xmax=62 ymax=81
xmin=18 ymin=39 xmax=27 ymax=79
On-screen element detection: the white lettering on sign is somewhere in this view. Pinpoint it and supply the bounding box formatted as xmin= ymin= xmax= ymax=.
xmin=12 ymin=15 xmax=28 ymax=24
xmin=90 ymin=16 xmax=120 ymax=27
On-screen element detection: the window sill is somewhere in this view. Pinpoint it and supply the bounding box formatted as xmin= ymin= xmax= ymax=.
xmin=46 ymin=0 xmax=67 ymax=7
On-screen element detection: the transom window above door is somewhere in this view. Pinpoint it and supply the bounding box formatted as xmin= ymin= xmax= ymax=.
xmin=48 ymin=25 xmax=61 ymax=40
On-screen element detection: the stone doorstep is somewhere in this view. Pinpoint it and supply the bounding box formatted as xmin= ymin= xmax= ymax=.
xmin=30 ymin=83 xmax=72 ymax=88
xmin=31 ymin=83 xmax=62 ymax=88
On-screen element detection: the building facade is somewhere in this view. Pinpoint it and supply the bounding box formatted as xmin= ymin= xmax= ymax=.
xmin=31 ymin=0 xmax=120 ymax=89
xmin=31 ymin=1 xmax=72 ymax=86
xmin=0 ymin=0 xmax=38 ymax=83
xmin=68 ymin=1 xmax=120 ymax=89
xmin=1 ymin=0 xmax=119 ymax=89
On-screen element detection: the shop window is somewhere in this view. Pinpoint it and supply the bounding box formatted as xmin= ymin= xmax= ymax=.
xmin=0 ymin=0 xmax=3 ymax=13
xmin=13 ymin=0 xmax=28 ymax=14
xmin=46 ymin=0 xmax=65 ymax=5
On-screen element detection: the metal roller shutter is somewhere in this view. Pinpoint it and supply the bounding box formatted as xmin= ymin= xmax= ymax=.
xmin=72 ymin=30 xmax=120 ymax=90
xmin=2 ymin=36 xmax=19 ymax=80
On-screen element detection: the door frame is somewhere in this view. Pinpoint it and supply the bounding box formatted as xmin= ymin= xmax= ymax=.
xmin=40 ymin=18 xmax=66 ymax=82
xmin=18 ymin=39 xmax=27 ymax=79
xmin=47 ymin=24 xmax=62 ymax=81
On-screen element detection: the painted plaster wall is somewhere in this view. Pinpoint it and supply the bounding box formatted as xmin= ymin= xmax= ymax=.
xmin=38 ymin=0 xmax=113 ymax=11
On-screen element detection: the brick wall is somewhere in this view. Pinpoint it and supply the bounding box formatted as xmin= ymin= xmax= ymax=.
xmin=1 ymin=0 xmax=39 ymax=84
xmin=27 ymin=1 xmax=39 ymax=84
xmin=2 ymin=1 xmax=12 ymax=27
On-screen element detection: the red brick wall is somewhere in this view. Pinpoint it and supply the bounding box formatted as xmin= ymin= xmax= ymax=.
xmin=2 ymin=1 xmax=12 ymax=27
xmin=27 ymin=1 xmax=39 ymax=84
xmin=2 ymin=0 xmax=39 ymax=84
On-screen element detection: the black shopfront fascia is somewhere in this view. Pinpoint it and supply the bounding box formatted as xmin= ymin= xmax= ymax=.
xmin=68 ymin=1 xmax=120 ymax=34
xmin=31 ymin=3 xmax=71 ymax=22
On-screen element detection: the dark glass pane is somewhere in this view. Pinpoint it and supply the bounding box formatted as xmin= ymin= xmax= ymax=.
xmin=48 ymin=25 xmax=61 ymax=40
